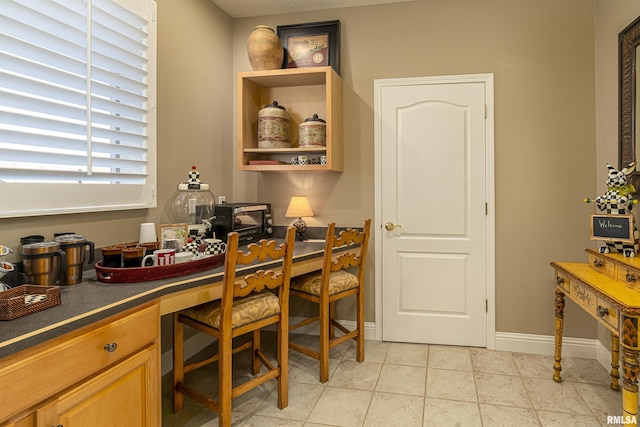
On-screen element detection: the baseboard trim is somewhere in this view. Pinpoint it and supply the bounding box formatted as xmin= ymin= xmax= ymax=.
xmin=494 ymin=332 xmax=598 ymax=358
xmin=162 ymin=327 xmax=613 ymax=376
xmin=596 ymin=339 xmax=616 ymax=372
xmin=287 ymin=317 xmax=377 ymax=341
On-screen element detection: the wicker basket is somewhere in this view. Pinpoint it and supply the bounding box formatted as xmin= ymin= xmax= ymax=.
xmin=94 ymin=252 xmax=225 ymax=284
xmin=0 ymin=285 xmax=61 ymax=321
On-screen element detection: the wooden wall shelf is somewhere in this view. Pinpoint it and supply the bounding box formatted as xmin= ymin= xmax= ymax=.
xmin=237 ymin=67 xmax=343 ymax=172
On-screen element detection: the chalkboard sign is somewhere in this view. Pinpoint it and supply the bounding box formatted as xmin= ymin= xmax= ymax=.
xmin=590 ymin=214 xmax=635 ymax=242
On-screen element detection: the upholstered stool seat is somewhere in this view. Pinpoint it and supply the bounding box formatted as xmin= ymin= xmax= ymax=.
xmin=291 ymin=270 xmax=359 ymax=296
xmin=180 ymin=291 xmax=280 ymax=330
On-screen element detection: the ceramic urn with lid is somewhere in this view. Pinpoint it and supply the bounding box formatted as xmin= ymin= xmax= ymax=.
xmin=298 ymin=114 xmax=326 ymax=147
xmin=258 ymin=101 xmax=291 ymax=148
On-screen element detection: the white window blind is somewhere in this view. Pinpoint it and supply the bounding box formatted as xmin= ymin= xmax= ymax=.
xmin=0 ymin=0 xmax=157 ymax=218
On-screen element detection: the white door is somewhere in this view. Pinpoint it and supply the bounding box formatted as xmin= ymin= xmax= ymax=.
xmin=374 ymin=74 xmax=494 ymax=347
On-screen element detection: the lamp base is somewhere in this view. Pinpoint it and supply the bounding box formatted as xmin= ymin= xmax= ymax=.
xmin=293 ymin=217 xmax=307 ymax=241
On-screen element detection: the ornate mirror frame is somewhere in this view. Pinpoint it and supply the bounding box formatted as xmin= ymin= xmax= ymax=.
xmin=619 ymin=15 xmax=640 ymax=189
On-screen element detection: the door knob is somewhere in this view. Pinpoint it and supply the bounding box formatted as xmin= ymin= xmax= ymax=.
xmin=385 ymin=222 xmax=402 ymax=231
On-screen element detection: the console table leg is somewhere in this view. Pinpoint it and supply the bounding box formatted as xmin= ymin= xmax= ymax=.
xmin=553 ymin=289 xmax=565 ymax=383
xmin=622 ymin=347 xmax=639 ymax=425
xmin=612 ymin=333 xmax=621 ymax=391
xmin=622 ymin=313 xmax=640 ymax=426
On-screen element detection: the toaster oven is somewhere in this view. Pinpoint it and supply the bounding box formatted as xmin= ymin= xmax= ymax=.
xmin=210 ymin=203 xmax=273 ymax=245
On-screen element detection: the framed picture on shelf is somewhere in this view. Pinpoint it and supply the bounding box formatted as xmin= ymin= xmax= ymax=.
xmin=159 ymin=223 xmax=188 ymax=247
xmin=277 ymin=20 xmax=340 ymax=74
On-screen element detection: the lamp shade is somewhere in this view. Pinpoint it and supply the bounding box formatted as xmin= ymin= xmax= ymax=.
xmin=285 ymin=196 xmax=314 ymax=218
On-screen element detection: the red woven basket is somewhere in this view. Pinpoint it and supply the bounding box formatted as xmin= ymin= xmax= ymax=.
xmin=94 ymin=253 xmax=225 ymax=284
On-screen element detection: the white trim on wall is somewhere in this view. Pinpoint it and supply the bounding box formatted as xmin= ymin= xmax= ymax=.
xmin=161 ymin=324 xmax=611 ymax=376
xmin=495 ymin=332 xmax=614 ymax=375
xmin=494 ymin=332 xmax=598 ymax=359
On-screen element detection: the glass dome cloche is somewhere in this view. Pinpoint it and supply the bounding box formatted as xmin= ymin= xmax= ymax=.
xmin=170 ymin=166 xmax=216 ymax=242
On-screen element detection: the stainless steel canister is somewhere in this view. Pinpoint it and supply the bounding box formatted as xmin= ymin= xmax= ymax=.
xmin=21 ymin=242 xmax=66 ymax=286
xmin=54 ymin=234 xmax=95 ymax=285
xmin=17 ymin=235 xmax=45 ymax=263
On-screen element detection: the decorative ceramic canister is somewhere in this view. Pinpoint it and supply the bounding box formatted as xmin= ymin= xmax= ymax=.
xmin=247 ymin=25 xmax=284 ymax=71
xmin=258 ymin=101 xmax=291 ymax=148
xmin=298 ymin=114 xmax=326 ymax=147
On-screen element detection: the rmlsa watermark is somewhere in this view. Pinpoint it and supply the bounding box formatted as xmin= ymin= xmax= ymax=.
xmin=607 ymin=415 xmax=638 ymax=425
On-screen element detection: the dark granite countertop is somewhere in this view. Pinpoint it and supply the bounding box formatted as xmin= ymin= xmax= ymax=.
xmin=0 ymin=239 xmax=326 ymax=360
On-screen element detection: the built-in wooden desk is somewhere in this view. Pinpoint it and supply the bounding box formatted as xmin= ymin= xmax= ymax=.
xmin=0 ymin=240 xmax=352 ymax=426
xmin=551 ymin=249 xmax=640 ymax=425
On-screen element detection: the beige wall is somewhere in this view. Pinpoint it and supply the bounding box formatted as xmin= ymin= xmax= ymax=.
xmin=3 ymin=0 xmax=640 ymax=344
xmin=233 ymin=0 xmax=599 ymax=337
xmin=594 ymin=0 xmax=640 ymax=345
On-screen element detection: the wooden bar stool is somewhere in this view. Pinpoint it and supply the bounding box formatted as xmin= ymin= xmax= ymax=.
xmin=289 ymin=218 xmax=371 ymax=383
xmin=173 ymin=227 xmax=296 ymax=427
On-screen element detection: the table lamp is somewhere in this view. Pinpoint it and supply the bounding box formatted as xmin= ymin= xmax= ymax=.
xmin=285 ymin=196 xmax=315 ymax=240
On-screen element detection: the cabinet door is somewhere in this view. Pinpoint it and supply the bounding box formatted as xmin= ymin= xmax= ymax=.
xmin=38 ymin=345 xmax=159 ymax=427
xmin=2 ymin=413 xmax=36 ymax=427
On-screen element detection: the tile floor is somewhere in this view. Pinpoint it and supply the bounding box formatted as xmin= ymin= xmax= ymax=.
xmin=162 ymin=333 xmax=629 ymax=426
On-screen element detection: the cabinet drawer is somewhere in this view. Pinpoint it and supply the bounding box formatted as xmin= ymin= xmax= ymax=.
xmin=567 ymin=278 xmax=620 ymax=331
xmin=588 ymin=253 xmax=615 ymax=278
xmin=616 ymin=264 xmax=640 ymax=288
xmin=596 ymin=296 xmax=619 ymax=330
xmin=569 ymin=279 xmax=597 ymax=312
xmin=0 ymin=303 xmax=158 ymax=424
xmin=555 ymin=272 xmax=570 ymax=292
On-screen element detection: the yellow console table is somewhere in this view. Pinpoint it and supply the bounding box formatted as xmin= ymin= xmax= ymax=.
xmin=551 ymin=249 xmax=640 ymax=425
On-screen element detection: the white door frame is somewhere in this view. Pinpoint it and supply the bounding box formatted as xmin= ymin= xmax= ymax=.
xmin=373 ymin=73 xmax=496 ymax=349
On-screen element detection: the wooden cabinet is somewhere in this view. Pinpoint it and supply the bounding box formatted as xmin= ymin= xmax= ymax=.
xmin=2 ymin=414 xmax=34 ymax=427
xmin=0 ymin=303 xmax=160 ymax=427
xmin=237 ymin=66 xmax=343 ymax=172
xmin=37 ymin=345 xmax=159 ymax=426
